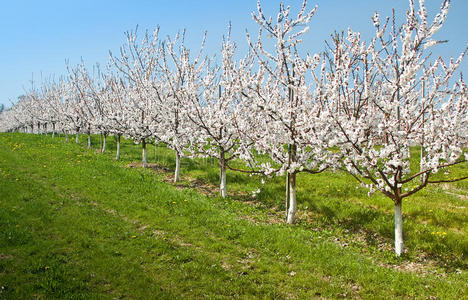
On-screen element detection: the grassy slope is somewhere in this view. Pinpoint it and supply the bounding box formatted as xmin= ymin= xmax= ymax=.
xmin=0 ymin=133 xmax=466 ymax=299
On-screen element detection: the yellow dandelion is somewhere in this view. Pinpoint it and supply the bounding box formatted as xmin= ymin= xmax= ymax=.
xmin=131 ymin=235 xmax=137 ymax=239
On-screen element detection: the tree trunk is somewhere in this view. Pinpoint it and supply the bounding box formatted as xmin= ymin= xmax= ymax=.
xmin=219 ymin=148 xmax=227 ymax=198
xmin=142 ymin=138 xmax=147 ymax=168
xmin=285 ymin=172 xmax=290 ymax=219
xmin=52 ymin=123 xmax=56 ymax=138
xmin=76 ymin=130 xmax=79 ymax=144
xmin=116 ymin=134 xmax=121 ymax=160
xmin=102 ymin=133 xmax=107 ymax=153
xmin=99 ymin=132 xmax=103 ymax=151
xmin=65 ymin=131 xmax=69 ymax=142
xmin=394 ymin=200 xmax=404 ymax=256
xmin=286 ymin=143 xmax=297 ymax=224
xmin=286 ymin=172 xmax=297 ymax=224
xmin=44 ymin=123 xmax=47 ymax=135
xmin=420 ymin=82 xmax=425 ymax=183
xmin=174 ymin=151 xmax=181 ymax=183
xmin=87 ymin=132 xmax=91 ymax=149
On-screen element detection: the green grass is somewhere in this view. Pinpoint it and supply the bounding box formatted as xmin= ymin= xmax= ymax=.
xmin=0 ymin=132 xmax=467 ymax=299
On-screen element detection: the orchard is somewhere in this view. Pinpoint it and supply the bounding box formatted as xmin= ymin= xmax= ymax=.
xmin=0 ymin=0 xmax=466 ymax=260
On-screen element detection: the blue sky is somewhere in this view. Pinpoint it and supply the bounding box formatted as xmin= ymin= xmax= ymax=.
xmin=1 ymin=0 xmax=467 ymax=107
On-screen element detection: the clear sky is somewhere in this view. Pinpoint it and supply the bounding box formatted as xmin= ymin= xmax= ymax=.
xmin=1 ymin=0 xmax=467 ymax=108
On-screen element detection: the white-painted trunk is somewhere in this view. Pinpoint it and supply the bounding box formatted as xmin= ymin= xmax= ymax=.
xmin=65 ymin=131 xmax=69 ymax=142
xmin=420 ymin=143 xmax=426 ymax=183
xmin=394 ymin=201 xmax=404 ymax=256
xmin=420 ymin=83 xmax=425 ymax=183
xmin=52 ymin=123 xmax=56 ymax=138
xmin=102 ymin=133 xmax=107 ymax=153
xmin=99 ymin=133 xmax=103 ymax=150
xmin=286 ymin=172 xmax=297 ymax=224
xmin=285 ymin=173 xmax=290 ymax=219
xmin=220 ymin=164 xmax=227 ymax=198
xmin=87 ymin=133 xmax=91 ymax=149
xmin=174 ymin=151 xmax=181 ymax=182
xmin=75 ymin=131 xmax=79 ymax=144
xmin=116 ymin=135 xmax=121 ymax=160
xmin=219 ymin=149 xmax=227 ymax=198
xmin=142 ymin=139 xmax=147 ymax=168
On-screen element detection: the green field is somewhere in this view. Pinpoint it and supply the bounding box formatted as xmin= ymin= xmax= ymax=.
xmin=0 ymin=133 xmax=467 ymax=299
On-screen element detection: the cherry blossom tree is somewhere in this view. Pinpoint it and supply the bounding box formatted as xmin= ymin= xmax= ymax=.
xmin=321 ymin=0 xmax=467 ymax=255
xmin=11 ymin=94 xmax=36 ymax=133
xmin=67 ymin=62 xmax=99 ymax=149
xmin=37 ymin=79 xmax=68 ymax=138
xmin=241 ymin=0 xmax=337 ymax=223
xmin=0 ymin=108 xmax=12 ymax=133
xmin=156 ymin=30 xmax=204 ymax=182
xmin=0 ymin=95 xmax=35 ymax=133
xmin=182 ymin=27 xmax=251 ymax=197
xmin=102 ymin=71 xmax=132 ymax=160
xmin=77 ymin=64 xmax=116 ymax=153
xmin=110 ymin=28 xmax=161 ymax=167
xmin=61 ymin=81 xmax=88 ymax=145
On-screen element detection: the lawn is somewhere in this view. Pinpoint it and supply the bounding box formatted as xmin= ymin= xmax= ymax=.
xmin=0 ymin=132 xmax=466 ymax=299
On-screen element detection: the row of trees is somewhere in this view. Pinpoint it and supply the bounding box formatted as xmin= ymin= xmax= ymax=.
xmin=1 ymin=0 xmax=466 ymax=256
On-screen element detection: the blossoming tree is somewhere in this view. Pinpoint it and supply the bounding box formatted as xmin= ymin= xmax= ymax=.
xmin=110 ymin=28 xmax=162 ymax=167
xmin=242 ymin=0 xmax=337 ymax=223
xmin=321 ymin=0 xmax=467 ymax=255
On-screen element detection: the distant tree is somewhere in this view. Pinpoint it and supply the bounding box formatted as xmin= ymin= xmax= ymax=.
xmin=157 ymin=30 xmax=201 ymax=183
xmin=110 ymin=28 xmax=162 ymax=168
